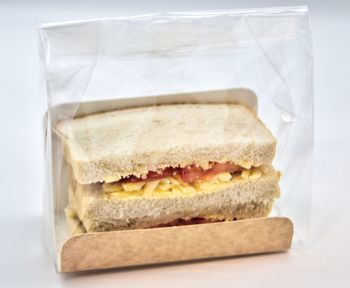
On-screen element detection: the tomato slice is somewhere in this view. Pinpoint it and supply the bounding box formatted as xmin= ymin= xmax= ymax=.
xmin=179 ymin=162 xmax=242 ymax=183
xmin=153 ymin=217 xmax=225 ymax=228
xmin=118 ymin=162 xmax=243 ymax=184
xmin=205 ymin=162 xmax=241 ymax=179
xmin=119 ymin=167 xmax=180 ymax=183
xmin=179 ymin=166 xmax=205 ymax=183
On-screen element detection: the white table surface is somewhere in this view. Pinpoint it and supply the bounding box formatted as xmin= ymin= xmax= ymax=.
xmin=1 ymin=0 xmax=349 ymax=287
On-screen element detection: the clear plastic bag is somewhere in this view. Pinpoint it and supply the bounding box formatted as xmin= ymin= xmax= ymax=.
xmin=38 ymin=6 xmax=313 ymax=272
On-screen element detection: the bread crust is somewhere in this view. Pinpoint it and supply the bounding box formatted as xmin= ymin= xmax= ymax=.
xmin=57 ymin=104 xmax=276 ymax=184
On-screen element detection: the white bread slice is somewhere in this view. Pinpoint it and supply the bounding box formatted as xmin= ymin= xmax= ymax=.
xmin=68 ymin=167 xmax=280 ymax=232
xmin=57 ymin=104 xmax=276 ymax=184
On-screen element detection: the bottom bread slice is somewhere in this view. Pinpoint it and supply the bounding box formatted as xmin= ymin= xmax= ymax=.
xmin=68 ymin=168 xmax=280 ymax=233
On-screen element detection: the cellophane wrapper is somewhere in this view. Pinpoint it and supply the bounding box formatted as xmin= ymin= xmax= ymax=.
xmin=38 ymin=6 xmax=313 ymax=268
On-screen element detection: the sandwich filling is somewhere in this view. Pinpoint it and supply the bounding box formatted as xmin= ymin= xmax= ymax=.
xmin=118 ymin=162 xmax=242 ymax=184
xmin=103 ymin=162 xmax=266 ymax=199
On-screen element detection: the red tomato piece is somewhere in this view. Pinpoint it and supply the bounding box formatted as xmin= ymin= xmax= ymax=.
xmin=179 ymin=166 xmax=205 ymax=183
xmin=203 ymin=162 xmax=242 ymax=180
xmin=118 ymin=162 xmax=243 ymax=184
xmin=120 ymin=167 xmax=180 ymax=183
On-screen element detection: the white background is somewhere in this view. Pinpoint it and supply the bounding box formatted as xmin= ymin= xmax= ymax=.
xmin=0 ymin=0 xmax=349 ymax=287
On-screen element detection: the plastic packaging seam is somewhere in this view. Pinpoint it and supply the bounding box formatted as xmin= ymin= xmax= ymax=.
xmin=36 ymin=6 xmax=308 ymax=29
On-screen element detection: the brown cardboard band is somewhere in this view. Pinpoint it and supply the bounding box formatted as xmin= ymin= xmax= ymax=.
xmin=60 ymin=216 xmax=293 ymax=273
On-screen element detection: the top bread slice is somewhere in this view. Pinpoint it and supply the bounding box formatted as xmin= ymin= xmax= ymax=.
xmin=57 ymin=103 xmax=276 ymax=184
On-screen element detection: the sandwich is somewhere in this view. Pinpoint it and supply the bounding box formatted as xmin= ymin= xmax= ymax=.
xmin=57 ymin=103 xmax=280 ymax=233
